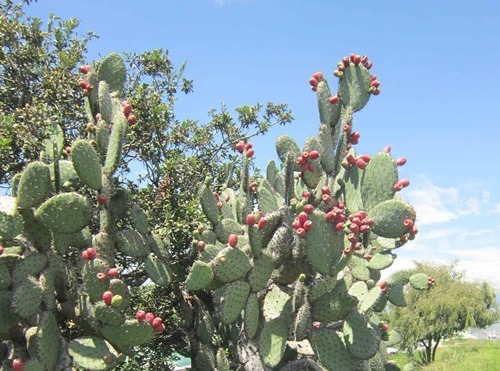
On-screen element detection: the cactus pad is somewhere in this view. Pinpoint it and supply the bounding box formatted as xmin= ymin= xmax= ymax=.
xmin=144 ymin=255 xmax=172 ymax=286
xmin=212 ymin=247 xmax=252 ymax=283
xmin=12 ymin=277 xmax=43 ymax=319
xmin=312 ymin=328 xmax=359 ymax=371
xmin=409 ymin=273 xmax=429 ymax=290
xmin=186 ymin=261 xmax=214 ymax=290
xmin=115 ymin=229 xmax=150 ymax=258
xmin=101 ymin=320 xmax=155 ymax=348
xmin=71 ymin=139 xmax=103 ymax=190
xmin=97 ymin=52 xmax=127 ymax=92
xmin=220 ymin=280 xmax=250 ymax=324
xmin=369 ymin=199 xmax=416 ymax=238
xmin=17 ymin=162 xmax=52 ymax=209
xmin=68 ymin=336 xmax=120 ymax=370
xmin=259 ymin=318 xmax=288 ymax=368
xmin=244 ymin=293 xmax=259 ymax=339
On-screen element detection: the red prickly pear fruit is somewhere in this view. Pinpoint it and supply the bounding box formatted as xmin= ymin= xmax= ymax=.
xmin=258 ymin=217 xmax=268 ymax=230
xmin=12 ymin=359 xmax=24 ymax=370
xmin=82 ymin=89 xmax=90 ymax=96
xmin=86 ymin=247 xmax=97 ymax=260
xmin=343 ymin=124 xmax=351 ymax=132
xmin=300 ymin=163 xmax=309 ymax=172
xmin=246 ymin=214 xmax=256 ymax=227
xmin=121 ymin=100 xmax=128 ymax=106
xmin=349 ymin=136 xmax=359 ymax=145
xmin=403 ymin=218 xmax=414 ymax=228
xmin=360 ymin=55 xmax=368 ymax=65
xmin=380 ymin=323 xmax=390 ymax=332
xmin=95 ymin=113 xmax=102 ymax=121
xmin=0 ymin=245 xmax=4 ymax=255
xmin=309 ymin=77 xmax=319 ymax=87
xmin=296 ymin=156 xmax=305 ymax=165
xmin=393 ymin=182 xmax=404 ymax=191
xmin=81 ymin=250 xmax=89 ymax=260
xmin=360 ymin=154 xmax=371 ymax=163
xmin=228 ymin=234 xmax=238 ymax=248
xmin=96 ymin=272 xmax=107 ymax=282
xmin=396 ymin=157 xmax=407 ymax=166
xmin=304 ymin=204 xmax=314 ymax=214
xmin=245 ymin=142 xmax=253 ymax=150
xmin=321 ymin=194 xmax=332 ymax=204
xmin=78 ymin=65 xmax=90 ymax=74
xmin=292 ymin=219 xmax=302 ymax=230
xmin=78 ymin=80 xmax=89 ymax=89
xmin=335 ymin=222 xmax=345 ymax=231
xmin=337 ymin=64 xmax=345 ymax=73
xmin=122 ymin=103 xmax=132 ymax=116
xmin=342 ymin=57 xmax=350 ymax=67
xmin=353 ymin=55 xmax=361 ymax=65
xmin=307 ymin=164 xmax=316 ymax=172
xmin=224 ymin=194 xmax=230 ymax=203
xmin=136 ymin=310 xmax=147 ymax=322
xmin=65 ymin=146 xmax=72 ymax=154
xmin=296 ymin=228 xmax=306 ymax=237
xmin=376 ymin=280 xmax=388 ymax=289
xmin=235 ymin=140 xmax=245 ymax=153
xmin=321 ymin=186 xmax=331 ymax=195
xmin=360 ymin=225 xmax=370 ymax=233
xmin=102 ymin=291 xmax=113 ymax=305
xmin=346 ymin=154 xmax=357 ymax=165
xmin=383 ymin=145 xmax=392 ymax=153
xmin=370 ymin=80 xmax=380 ymax=88
xmin=127 ymin=114 xmax=137 ymax=125
xmin=325 ymin=212 xmax=336 ymax=223
xmin=145 ymin=312 xmax=155 ymax=324
xmin=298 ymin=212 xmax=308 ymax=225
xmin=303 ymin=220 xmax=313 ymax=232
xmin=343 ymin=246 xmax=353 ymax=255
xmin=152 ymin=317 xmax=163 ymax=328
xmin=399 ymin=179 xmax=410 ymax=187
xmin=98 ymin=195 xmax=107 ymax=205
xmin=302 ymin=191 xmax=311 ymax=199
xmin=154 ymin=323 xmax=166 ymax=333
xmin=308 ymin=150 xmax=320 ymax=159
xmin=108 ymin=267 xmax=120 ymax=277
xmin=301 ymin=151 xmax=309 ymax=159
xmin=328 ymin=95 xmax=340 ymax=104
xmin=249 ymin=182 xmax=258 ymax=192
xmin=364 ymin=61 xmax=373 ymax=70
xmin=356 ymin=158 xmax=367 ymax=170
xmin=411 ymin=225 xmax=419 ymax=235
xmin=349 ymin=223 xmax=359 ymax=234
xmin=347 ymin=233 xmax=357 ymax=243
xmin=312 ymin=72 xmax=323 ymax=81
xmin=312 ymin=321 xmax=321 ymax=329
xmin=197 ymin=241 xmax=206 ymax=252
xmin=246 ymin=148 xmax=255 ymax=158
xmin=371 ymin=74 xmax=377 ymax=81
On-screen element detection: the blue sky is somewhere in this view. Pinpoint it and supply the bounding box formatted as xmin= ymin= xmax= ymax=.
xmin=25 ymin=1 xmax=500 ymax=292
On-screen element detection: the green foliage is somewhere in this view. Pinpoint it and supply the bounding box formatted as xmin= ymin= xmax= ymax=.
xmin=391 ymin=261 xmax=498 ymax=364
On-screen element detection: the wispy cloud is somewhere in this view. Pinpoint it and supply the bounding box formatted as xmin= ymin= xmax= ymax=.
xmin=492 ymin=203 xmax=500 ymax=214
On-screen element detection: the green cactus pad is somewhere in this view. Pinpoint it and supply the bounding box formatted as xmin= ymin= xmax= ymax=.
xmin=309 ymin=275 xmax=338 ymax=302
xmin=372 ymin=236 xmax=405 ymax=251
xmin=147 ymin=233 xmax=169 ymax=260
xmin=0 ymin=263 xmax=11 ymax=290
xmin=97 ymin=53 xmax=127 ymax=92
xmin=0 ymin=290 xmax=16 ymax=334
xmin=276 ymin=135 xmax=301 ymax=171
xmin=92 ymin=232 xmax=115 ymax=266
xmin=294 ymin=301 xmax=311 ymax=341
xmin=317 ymin=79 xmax=342 ymax=131
xmin=40 ymin=268 xmax=56 ymax=311
xmin=53 ymin=227 xmax=92 ymax=255
xmin=292 ymin=279 xmax=307 ymax=312
xmin=95 ymin=302 xmax=125 ymax=326
xmin=101 ymin=319 xmax=155 ymax=348
xmin=257 ymin=180 xmax=280 ymax=214
xmin=13 ymin=276 xmax=43 ymax=319
xmin=55 ymin=160 xmax=81 ymax=190
xmin=196 ymin=311 xmax=215 ymax=345
xmin=200 ymin=185 xmax=220 ymax=226
xmin=312 ymin=328 xmax=359 ymax=371
xmin=27 ymin=312 xmax=60 ymax=370
xmin=144 ymin=254 xmax=173 ymax=286
xmin=0 ymin=198 xmax=23 ymax=241
xmin=409 ymin=273 xmax=429 ymax=290
xmin=220 ymin=280 xmax=250 ymax=324
xmin=371 ymin=292 xmax=388 ymax=313
xmin=12 ymin=252 xmax=48 ymax=284
xmin=186 ymin=261 xmax=214 ymax=290
xmin=312 ymin=281 xmax=357 ymax=322
xmin=339 ymin=62 xmax=372 ymax=112
xmin=17 ymin=162 xmax=53 ymax=209
xmin=96 ymin=121 xmax=110 ymax=156
xmin=369 ymin=199 xmax=416 ymax=239
xmin=361 ymin=152 xmax=397 ymax=211
xmin=348 ymin=281 xmax=368 ymax=301
xmin=387 ymin=270 xmax=411 ymax=285
xmin=318 ymin=124 xmax=337 ymax=175
xmin=71 ymin=139 xmax=103 ymax=190
xmin=199 ymin=243 xmax=225 ymax=263
xmin=42 ymin=122 xmax=64 ymax=160
xmin=359 ymin=286 xmax=383 ymax=313
xmin=108 ymin=278 xmax=131 ymax=309
xmin=103 ymin=112 xmax=127 ymax=175
xmin=115 ymin=229 xmax=150 ymax=258
xmin=195 ymin=345 xmax=217 ymax=371
xmin=266 ymin=160 xmax=278 ymax=188
xmin=219 ymin=189 xmax=237 ymax=220
xmin=212 ymin=246 xmax=252 ymax=283
xmin=98 ymin=81 xmax=113 ymax=123
xmin=83 ymin=259 xmax=109 ymax=303
xmin=68 ymin=336 xmax=120 ymax=370
xmin=244 ymin=293 xmax=259 ymax=339
xmin=304 ymin=211 xmax=343 ymax=275
xmin=367 ymin=251 xmax=395 ymax=270
xmin=108 ymin=188 xmax=129 ymax=218
xmin=343 ymin=309 xmax=379 ymax=360
xmin=343 ymin=164 xmax=364 ymax=212
xmin=387 ymin=283 xmax=406 ymax=307
xmin=349 ymin=255 xmax=370 ymax=281
xmin=263 ymin=225 xmax=293 ymax=264
xmin=386 ymin=330 xmax=402 ymax=347
xmin=259 ymin=318 xmax=288 ymax=368
xmin=34 ymin=192 xmax=91 ymax=234
xmin=247 ymin=254 xmax=275 ymax=292
xmin=131 ymin=203 xmax=149 ymax=235
xmin=215 ymin=218 xmax=244 ymax=244
xmin=216 ymin=348 xmax=230 ymax=371
xmin=263 ymin=286 xmax=292 ymax=322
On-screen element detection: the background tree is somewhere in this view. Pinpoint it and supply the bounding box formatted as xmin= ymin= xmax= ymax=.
xmin=391 ymin=261 xmax=498 ymax=364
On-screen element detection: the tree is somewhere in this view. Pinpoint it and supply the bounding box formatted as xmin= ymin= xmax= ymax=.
xmin=391 ymin=261 xmax=498 ymax=364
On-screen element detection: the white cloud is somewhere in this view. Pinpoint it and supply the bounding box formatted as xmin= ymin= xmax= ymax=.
xmin=492 ymin=203 xmax=500 ymax=214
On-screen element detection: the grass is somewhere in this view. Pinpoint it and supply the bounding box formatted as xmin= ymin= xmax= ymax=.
xmin=388 ymin=339 xmax=500 ymax=371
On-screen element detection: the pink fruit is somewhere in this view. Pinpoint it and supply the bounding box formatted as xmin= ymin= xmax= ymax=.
xmin=321 ymin=186 xmax=331 ymax=195
xmin=145 ymin=312 xmax=155 ymax=324
xmin=321 ymin=194 xmax=331 ymax=204
xmin=370 ymin=74 xmax=377 ymax=81
xmin=303 ymin=204 xmax=314 ymax=215
xmin=309 ymin=77 xmax=319 ymax=87
xmin=376 ymin=280 xmax=388 ymax=289
xmin=122 ymin=103 xmax=132 ymax=116
xmin=359 ymin=154 xmax=371 ymax=163
xmin=347 ymin=233 xmax=357 ymax=243
xmin=346 ymin=154 xmax=357 ymax=165
xmin=235 ymin=140 xmax=245 ymax=153
xmin=292 ymin=219 xmax=302 ymax=230
xmin=136 ymin=310 xmax=146 ymax=322
xmin=78 ymin=65 xmax=90 ymax=74
xmin=98 ymin=195 xmax=107 ymax=205
xmin=308 ymin=150 xmax=320 ymax=160
xmin=360 ymin=55 xmax=368 ymax=65
xmin=325 ymin=212 xmax=336 ymax=223
xmin=102 ymin=291 xmax=113 ymax=305
xmin=343 ymin=124 xmax=351 ymax=132
xmin=296 ymin=228 xmax=306 ymax=237
xmin=95 ymin=113 xmax=102 ymax=121
xmin=370 ymin=80 xmax=380 ymax=88
xmin=154 ymin=323 xmax=166 ymax=333
xmin=396 ymin=157 xmax=407 ymax=166
xmin=352 ymin=55 xmax=361 ymax=65
xmin=85 ymin=247 xmax=97 ymax=260
xmin=356 ymin=158 xmax=367 ymax=170
xmin=96 ymin=272 xmax=107 ymax=282
xmin=303 ymin=220 xmax=313 ymax=232
xmin=246 ymin=148 xmax=254 ymax=158
xmin=342 ymin=57 xmax=350 ymax=67
xmin=399 ymin=178 xmax=410 ymax=187
xmin=349 ymin=223 xmax=359 ymax=234
xmin=228 ymin=234 xmax=238 ymax=248
xmin=108 ymin=267 xmax=120 ymax=277
xmin=343 ymin=246 xmax=353 ymax=255
xmin=79 ymin=80 xmax=89 ymax=89
xmin=0 ymin=245 xmax=4 ymax=255
xmin=312 ymin=72 xmax=323 ymax=81
xmin=364 ymin=61 xmax=373 ymax=70
xmin=328 ymin=95 xmax=340 ymax=104
xmin=152 ymin=317 xmax=163 ymax=328
xmin=12 ymin=359 xmax=24 ymax=370
xmin=298 ymin=212 xmax=308 ymax=225
xmin=246 ymin=214 xmax=256 ymax=227
xmin=197 ymin=241 xmax=206 ymax=252
xmin=127 ymin=114 xmax=137 ymax=125
xmin=302 ymin=191 xmax=311 ymax=200
xmin=383 ymin=145 xmax=391 ymax=153
xmin=335 ymin=222 xmax=345 ymax=231
xmin=245 ymin=143 xmax=253 ymax=150
xmin=403 ymin=218 xmax=414 ymax=228
xmin=249 ymin=182 xmax=258 ymax=192
xmin=381 ymin=323 xmax=390 ymax=332
xmin=258 ymin=217 xmax=267 ymax=230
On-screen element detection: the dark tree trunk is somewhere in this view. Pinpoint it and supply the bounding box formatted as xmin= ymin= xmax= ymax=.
xmin=432 ymin=335 xmax=441 ymax=362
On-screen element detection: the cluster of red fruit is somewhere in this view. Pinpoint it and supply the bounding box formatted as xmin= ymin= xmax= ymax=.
xmin=401 ymin=217 xmax=419 ymax=242
xmin=427 ymin=276 xmax=436 ymax=286
xmin=343 ymin=152 xmax=371 ymax=171
xmin=343 ymin=210 xmax=375 ymax=257
xmin=376 ymin=280 xmax=391 ymax=295
xmin=292 ymin=209 xmax=313 ymax=238
xmin=235 ymin=140 xmax=254 ymax=158
xmin=96 ymin=267 xmax=120 ymax=282
xmin=121 ymin=100 xmax=137 ymax=125
xmin=308 ymin=71 xmax=324 ymax=92
xmin=296 ymin=150 xmax=320 ymax=173
xmin=77 ymin=65 xmax=92 ymax=96
xmin=135 ymin=310 xmax=166 ymax=333
xmin=246 ymin=211 xmax=268 ymax=229
xmin=102 ymin=291 xmax=123 ymax=308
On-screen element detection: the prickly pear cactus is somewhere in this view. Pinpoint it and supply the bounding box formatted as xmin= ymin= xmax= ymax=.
xmin=0 ymin=53 xmax=171 ymax=370
xmin=188 ymin=54 xmax=430 ymax=370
